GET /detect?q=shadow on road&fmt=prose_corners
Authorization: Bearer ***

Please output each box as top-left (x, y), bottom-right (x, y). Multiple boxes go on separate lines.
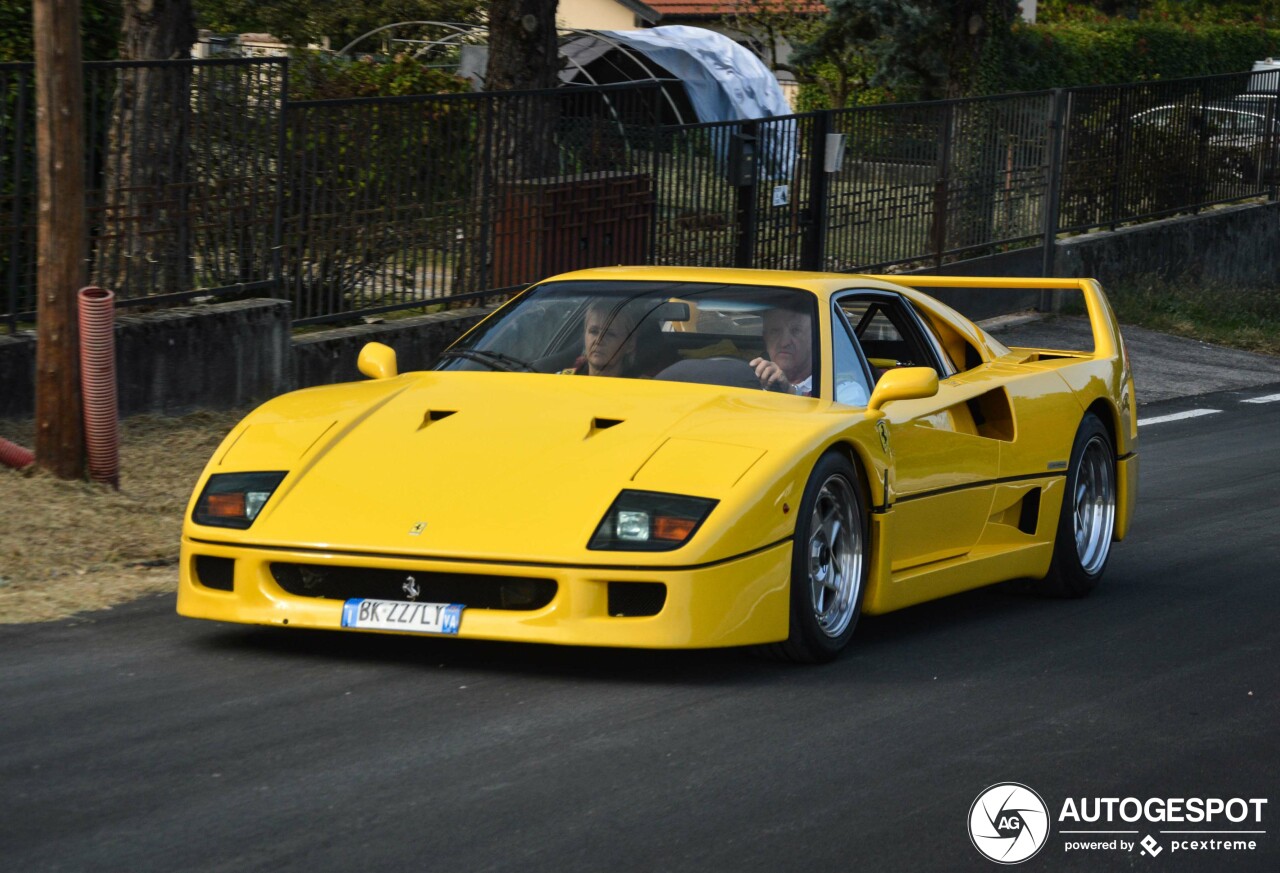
top-left (185, 580), bottom-right (1074, 685)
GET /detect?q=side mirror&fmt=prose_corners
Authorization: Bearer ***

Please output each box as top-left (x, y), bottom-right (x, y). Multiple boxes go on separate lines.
top-left (357, 342), bottom-right (398, 380)
top-left (865, 367), bottom-right (938, 413)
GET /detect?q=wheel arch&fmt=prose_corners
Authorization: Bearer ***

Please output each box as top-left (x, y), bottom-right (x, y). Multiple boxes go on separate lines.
top-left (831, 438), bottom-right (878, 513)
top-left (831, 438), bottom-right (891, 613)
top-left (1081, 395), bottom-right (1137, 542)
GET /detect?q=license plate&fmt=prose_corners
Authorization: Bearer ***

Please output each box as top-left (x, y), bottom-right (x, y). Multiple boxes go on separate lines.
top-left (341, 599), bottom-right (464, 635)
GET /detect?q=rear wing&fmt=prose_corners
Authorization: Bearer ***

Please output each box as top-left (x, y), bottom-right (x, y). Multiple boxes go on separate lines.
top-left (862, 274), bottom-right (1123, 363)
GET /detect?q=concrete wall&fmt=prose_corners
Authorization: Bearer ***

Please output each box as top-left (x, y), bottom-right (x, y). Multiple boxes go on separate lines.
top-left (907, 201), bottom-right (1280, 318)
top-left (2, 298), bottom-right (293, 419)
top-left (293, 307), bottom-right (493, 389)
top-left (0, 331), bottom-right (36, 419)
top-left (911, 247), bottom-right (1047, 320)
top-left (114, 299), bottom-right (293, 415)
top-left (0, 301), bottom-right (494, 420)
top-left (2, 200), bottom-right (1276, 420)
top-left (1056, 201), bottom-right (1280, 287)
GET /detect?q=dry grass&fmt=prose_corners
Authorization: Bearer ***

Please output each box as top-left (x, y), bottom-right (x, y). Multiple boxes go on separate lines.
top-left (1105, 280), bottom-right (1280, 357)
top-left (0, 410), bottom-right (244, 624)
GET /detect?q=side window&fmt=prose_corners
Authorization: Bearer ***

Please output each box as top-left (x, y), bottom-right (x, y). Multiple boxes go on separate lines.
top-left (836, 291), bottom-right (955, 379)
top-left (910, 304), bottom-right (965, 375)
top-left (831, 309), bottom-right (872, 407)
top-left (838, 299), bottom-right (926, 369)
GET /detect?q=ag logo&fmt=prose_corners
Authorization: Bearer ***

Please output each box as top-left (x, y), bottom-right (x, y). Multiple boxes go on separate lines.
top-left (968, 783), bottom-right (1050, 864)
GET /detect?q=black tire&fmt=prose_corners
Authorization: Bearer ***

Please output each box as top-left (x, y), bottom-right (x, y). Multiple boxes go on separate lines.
top-left (767, 452), bottom-right (868, 663)
top-left (1042, 413), bottom-right (1117, 598)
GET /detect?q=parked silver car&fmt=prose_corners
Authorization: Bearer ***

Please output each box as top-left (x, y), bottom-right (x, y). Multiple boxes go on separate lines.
top-left (1132, 97), bottom-right (1280, 185)
top-left (1136, 97), bottom-right (1274, 184)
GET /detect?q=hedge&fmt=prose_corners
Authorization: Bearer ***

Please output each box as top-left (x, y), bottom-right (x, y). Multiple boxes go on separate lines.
top-left (1004, 21), bottom-right (1280, 92)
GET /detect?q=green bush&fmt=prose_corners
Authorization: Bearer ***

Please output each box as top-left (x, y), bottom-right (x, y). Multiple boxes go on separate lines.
top-left (1004, 21), bottom-right (1280, 91)
top-left (288, 51), bottom-right (471, 100)
top-left (281, 53), bottom-right (476, 312)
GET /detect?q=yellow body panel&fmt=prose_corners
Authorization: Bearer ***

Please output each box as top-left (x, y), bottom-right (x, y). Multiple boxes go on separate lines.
top-left (177, 537), bottom-right (792, 648)
top-left (177, 266), bottom-right (1138, 649)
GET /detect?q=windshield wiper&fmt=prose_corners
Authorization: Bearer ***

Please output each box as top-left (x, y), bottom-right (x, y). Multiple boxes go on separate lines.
top-left (439, 348), bottom-right (537, 373)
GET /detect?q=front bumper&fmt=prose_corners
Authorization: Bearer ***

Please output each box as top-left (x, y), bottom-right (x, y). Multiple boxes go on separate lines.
top-left (177, 536), bottom-right (792, 649)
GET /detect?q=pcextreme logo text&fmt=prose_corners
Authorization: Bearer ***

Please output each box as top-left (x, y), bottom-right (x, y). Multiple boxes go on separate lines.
top-left (968, 784), bottom-right (1269, 864)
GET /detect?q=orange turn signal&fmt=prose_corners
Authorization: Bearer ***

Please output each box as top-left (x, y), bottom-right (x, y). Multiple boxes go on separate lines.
top-left (206, 493), bottom-right (246, 518)
top-left (653, 515), bottom-right (697, 541)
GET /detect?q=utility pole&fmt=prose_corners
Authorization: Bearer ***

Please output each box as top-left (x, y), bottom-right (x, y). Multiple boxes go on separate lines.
top-left (33, 0), bottom-right (87, 478)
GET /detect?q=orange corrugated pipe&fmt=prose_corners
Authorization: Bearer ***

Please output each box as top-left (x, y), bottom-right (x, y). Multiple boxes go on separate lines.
top-left (0, 437), bottom-right (34, 469)
top-left (78, 286), bottom-right (119, 487)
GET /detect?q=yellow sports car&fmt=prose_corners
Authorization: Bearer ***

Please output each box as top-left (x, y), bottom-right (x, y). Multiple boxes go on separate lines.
top-left (177, 266), bottom-right (1138, 662)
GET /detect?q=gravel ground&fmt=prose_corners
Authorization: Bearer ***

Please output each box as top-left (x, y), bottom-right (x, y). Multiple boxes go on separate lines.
top-left (0, 410), bottom-right (243, 623)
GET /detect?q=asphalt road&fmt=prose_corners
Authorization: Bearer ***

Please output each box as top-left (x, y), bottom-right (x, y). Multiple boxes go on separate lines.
top-left (3, 381), bottom-right (1279, 871)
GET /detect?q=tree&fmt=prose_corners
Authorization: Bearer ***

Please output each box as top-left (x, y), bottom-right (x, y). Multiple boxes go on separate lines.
top-left (95, 0), bottom-right (198, 295)
top-left (450, 0), bottom-right (559, 291)
top-left (484, 0), bottom-right (558, 177)
top-left (716, 0), bottom-right (875, 108)
top-left (193, 0), bottom-right (482, 50)
top-left (1039, 1), bottom-right (1280, 24)
top-left (484, 0), bottom-right (558, 92)
top-left (798, 0), bottom-right (1019, 100)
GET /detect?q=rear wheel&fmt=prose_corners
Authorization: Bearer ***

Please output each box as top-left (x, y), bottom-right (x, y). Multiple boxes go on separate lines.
top-left (769, 452), bottom-right (868, 663)
top-left (1042, 413), bottom-right (1116, 597)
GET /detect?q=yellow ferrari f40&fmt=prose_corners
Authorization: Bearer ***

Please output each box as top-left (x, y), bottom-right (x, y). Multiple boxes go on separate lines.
top-left (178, 267), bottom-right (1138, 662)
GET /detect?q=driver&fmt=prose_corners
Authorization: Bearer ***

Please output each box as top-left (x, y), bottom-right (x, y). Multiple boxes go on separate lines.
top-left (751, 303), bottom-right (814, 395)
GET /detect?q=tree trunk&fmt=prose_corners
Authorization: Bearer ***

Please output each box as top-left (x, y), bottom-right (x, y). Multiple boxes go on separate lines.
top-left (456, 0), bottom-right (560, 293)
top-left (486, 0), bottom-right (559, 93)
top-left (95, 0), bottom-right (196, 296)
top-left (485, 0), bottom-right (560, 181)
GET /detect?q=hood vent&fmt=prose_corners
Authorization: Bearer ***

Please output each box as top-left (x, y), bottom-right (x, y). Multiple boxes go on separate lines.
top-left (418, 409), bottom-right (457, 430)
top-left (587, 417), bottom-right (625, 437)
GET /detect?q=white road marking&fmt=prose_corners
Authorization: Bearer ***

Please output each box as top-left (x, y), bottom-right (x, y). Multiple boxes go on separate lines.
top-left (1138, 409), bottom-right (1222, 427)
top-left (1241, 393), bottom-right (1280, 404)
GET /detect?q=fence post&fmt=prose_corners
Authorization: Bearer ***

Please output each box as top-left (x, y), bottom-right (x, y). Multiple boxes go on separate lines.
top-left (272, 58), bottom-right (289, 316)
top-left (801, 111), bottom-right (832, 271)
top-left (1040, 89), bottom-right (1068, 308)
top-left (1265, 74), bottom-right (1279, 203)
top-left (930, 103), bottom-right (954, 268)
top-left (4, 69), bottom-right (29, 335)
top-left (733, 120), bottom-right (759, 268)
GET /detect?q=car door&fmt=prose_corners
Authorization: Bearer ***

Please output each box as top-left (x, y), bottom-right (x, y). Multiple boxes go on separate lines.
top-left (834, 291), bottom-right (1000, 571)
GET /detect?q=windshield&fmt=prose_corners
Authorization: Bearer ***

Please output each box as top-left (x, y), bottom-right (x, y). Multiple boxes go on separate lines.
top-left (435, 280), bottom-right (820, 394)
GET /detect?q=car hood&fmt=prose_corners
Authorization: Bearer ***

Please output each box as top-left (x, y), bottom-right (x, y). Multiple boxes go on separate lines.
top-left (196, 372), bottom-right (832, 564)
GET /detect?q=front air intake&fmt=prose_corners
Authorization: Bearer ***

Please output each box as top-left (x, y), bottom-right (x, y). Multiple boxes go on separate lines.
top-left (607, 582), bottom-right (667, 617)
top-left (270, 563), bottom-right (555, 611)
top-left (195, 556), bottom-right (235, 591)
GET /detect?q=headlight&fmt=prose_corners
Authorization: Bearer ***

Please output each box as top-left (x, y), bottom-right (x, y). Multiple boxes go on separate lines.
top-left (193, 472), bottom-right (288, 529)
top-left (589, 490), bottom-right (717, 551)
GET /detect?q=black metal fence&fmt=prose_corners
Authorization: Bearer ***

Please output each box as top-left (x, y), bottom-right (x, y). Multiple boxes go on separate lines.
top-left (1, 58), bottom-right (286, 331)
top-left (2, 62), bottom-right (1277, 331)
top-left (1060, 71), bottom-right (1280, 232)
top-left (281, 83), bottom-right (664, 321)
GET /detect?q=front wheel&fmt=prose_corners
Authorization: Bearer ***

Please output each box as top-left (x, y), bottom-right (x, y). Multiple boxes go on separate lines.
top-left (1042, 413), bottom-right (1117, 597)
top-left (769, 452), bottom-right (868, 663)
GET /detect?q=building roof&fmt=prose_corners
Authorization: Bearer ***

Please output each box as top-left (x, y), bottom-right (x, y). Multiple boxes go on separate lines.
top-left (616, 0), bottom-right (662, 24)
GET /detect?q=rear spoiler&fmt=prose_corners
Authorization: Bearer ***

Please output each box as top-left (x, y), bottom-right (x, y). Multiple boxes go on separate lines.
top-left (862, 274), bottom-right (1121, 362)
